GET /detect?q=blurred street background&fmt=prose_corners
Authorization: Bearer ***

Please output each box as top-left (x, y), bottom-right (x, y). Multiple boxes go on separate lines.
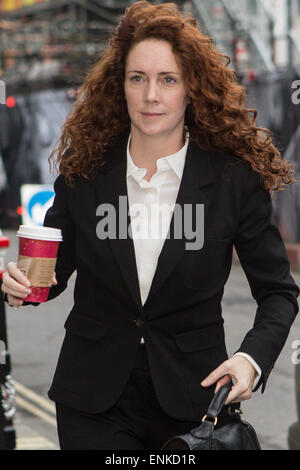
top-left (0, 0), bottom-right (300, 451)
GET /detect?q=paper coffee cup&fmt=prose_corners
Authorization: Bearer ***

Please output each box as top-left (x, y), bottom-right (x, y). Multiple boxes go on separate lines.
top-left (16, 225), bottom-right (63, 302)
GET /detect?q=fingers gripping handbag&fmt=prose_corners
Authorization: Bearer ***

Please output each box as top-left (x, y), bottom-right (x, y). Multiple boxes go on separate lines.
top-left (161, 382), bottom-right (261, 450)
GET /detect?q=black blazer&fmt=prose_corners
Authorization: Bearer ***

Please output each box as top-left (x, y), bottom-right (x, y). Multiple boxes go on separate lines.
top-left (41, 130), bottom-right (299, 421)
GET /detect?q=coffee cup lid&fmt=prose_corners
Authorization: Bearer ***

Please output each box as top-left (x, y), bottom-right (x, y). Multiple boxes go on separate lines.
top-left (16, 225), bottom-right (63, 242)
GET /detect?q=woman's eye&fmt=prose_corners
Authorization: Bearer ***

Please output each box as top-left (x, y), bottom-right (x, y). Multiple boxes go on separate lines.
top-left (130, 76), bottom-right (143, 83)
top-left (164, 77), bottom-right (176, 84)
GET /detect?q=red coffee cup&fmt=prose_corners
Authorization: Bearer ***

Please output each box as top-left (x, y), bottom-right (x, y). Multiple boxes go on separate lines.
top-left (16, 225), bottom-right (63, 302)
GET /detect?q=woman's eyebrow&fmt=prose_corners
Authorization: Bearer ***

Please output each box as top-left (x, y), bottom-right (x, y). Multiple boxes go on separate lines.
top-left (127, 70), bottom-right (181, 75)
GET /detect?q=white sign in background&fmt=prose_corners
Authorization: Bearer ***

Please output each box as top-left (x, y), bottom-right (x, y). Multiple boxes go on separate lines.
top-left (20, 184), bottom-right (55, 227)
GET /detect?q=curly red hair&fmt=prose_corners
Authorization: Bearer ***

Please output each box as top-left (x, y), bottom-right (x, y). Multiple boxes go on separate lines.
top-left (49, 0), bottom-right (295, 191)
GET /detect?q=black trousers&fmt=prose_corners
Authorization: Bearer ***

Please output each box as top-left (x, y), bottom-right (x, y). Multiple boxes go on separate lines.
top-left (55, 343), bottom-right (232, 450)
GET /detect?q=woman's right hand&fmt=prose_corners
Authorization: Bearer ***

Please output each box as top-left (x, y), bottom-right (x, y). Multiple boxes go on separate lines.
top-left (1, 262), bottom-right (32, 307)
top-left (1, 262), bottom-right (57, 307)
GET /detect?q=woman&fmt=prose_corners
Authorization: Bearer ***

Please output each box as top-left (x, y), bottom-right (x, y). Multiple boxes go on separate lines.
top-left (1, 1), bottom-right (299, 450)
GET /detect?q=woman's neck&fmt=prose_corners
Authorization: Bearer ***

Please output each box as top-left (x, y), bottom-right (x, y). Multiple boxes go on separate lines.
top-left (129, 128), bottom-right (186, 171)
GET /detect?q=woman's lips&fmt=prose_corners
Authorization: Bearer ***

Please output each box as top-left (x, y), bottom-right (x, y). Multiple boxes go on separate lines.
top-left (141, 112), bottom-right (164, 118)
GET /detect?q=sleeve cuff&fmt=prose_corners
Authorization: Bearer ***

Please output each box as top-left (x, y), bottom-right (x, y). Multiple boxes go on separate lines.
top-left (233, 352), bottom-right (262, 390)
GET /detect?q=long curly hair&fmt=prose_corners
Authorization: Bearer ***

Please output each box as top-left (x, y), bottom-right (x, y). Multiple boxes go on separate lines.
top-left (49, 0), bottom-right (295, 191)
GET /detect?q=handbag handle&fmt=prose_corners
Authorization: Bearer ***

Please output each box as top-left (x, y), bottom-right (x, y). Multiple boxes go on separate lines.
top-left (203, 381), bottom-right (237, 423)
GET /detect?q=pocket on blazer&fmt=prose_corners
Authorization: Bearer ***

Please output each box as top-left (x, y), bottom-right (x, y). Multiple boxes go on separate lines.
top-left (184, 238), bottom-right (233, 290)
top-left (64, 311), bottom-right (109, 341)
top-left (174, 323), bottom-right (225, 352)
top-left (174, 323), bottom-right (228, 405)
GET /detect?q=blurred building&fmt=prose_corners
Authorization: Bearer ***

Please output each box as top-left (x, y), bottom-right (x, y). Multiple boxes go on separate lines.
top-left (274, 0), bottom-right (300, 67)
top-left (189, 0), bottom-right (300, 73)
top-left (0, 0), bottom-right (131, 93)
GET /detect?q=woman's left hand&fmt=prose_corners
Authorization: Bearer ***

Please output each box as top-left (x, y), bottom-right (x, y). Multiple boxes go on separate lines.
top-left (201, 355), bottom-right (257, 404)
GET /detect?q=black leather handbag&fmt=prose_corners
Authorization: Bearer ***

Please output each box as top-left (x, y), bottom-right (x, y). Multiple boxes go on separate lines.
top-left (161, 382), bottom-right (261, 450)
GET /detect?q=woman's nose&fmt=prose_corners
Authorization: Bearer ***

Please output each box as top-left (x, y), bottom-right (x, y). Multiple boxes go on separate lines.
top-left (144, 80), bottom-right (159, 102)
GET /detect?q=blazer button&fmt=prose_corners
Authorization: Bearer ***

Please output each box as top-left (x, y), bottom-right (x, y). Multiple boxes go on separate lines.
top-left (134, 318), bottom-right (144, 328)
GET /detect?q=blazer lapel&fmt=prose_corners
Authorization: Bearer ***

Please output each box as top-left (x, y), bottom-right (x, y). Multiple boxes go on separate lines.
top-left (94, 130), bottom-right (144, 315)
top-left (144, 141), bottom-right (215, 306)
